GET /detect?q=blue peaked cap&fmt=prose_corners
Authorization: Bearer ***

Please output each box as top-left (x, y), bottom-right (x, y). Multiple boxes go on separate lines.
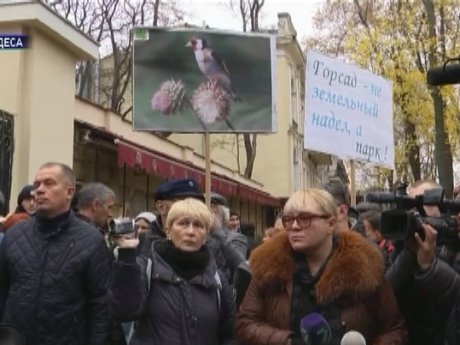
top-left (154, 178), bottom-right (204, 202)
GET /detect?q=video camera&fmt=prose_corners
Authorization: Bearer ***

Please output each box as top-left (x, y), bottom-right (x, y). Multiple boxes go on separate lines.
top-left (366, 186), bottom-right (460, 246)
top-left (427, 56), bottom-right (460, 86)
top-left (108, 218), bottom-right (136, 237)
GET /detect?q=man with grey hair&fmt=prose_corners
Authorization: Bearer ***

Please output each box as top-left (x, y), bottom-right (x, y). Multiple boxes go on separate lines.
top-left (208, 192), bottom-right (248, 283)
top-left (76, 182), bottom-right (127, 345)
top-left (76, 182), bottom-right (116, 230)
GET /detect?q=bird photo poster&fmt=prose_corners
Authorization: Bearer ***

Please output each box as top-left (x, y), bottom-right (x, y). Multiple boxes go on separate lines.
top-left (132, 27), bottom-right (276, 133)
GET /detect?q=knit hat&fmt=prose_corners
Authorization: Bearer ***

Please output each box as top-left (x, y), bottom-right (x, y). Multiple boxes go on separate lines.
top-left (17, 185), bottom-right (34, 206)
top-left (135, 212), bottom-right (156, 224)
top-left (210, 192), bottom-right (228, 207)
top-left (16, 185), bottom-right (35, 213)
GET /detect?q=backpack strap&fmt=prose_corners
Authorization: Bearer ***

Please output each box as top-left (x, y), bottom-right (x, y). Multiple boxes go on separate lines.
top-left (126, 257), bottom-right (153, 343)
top-left (146, 257), bottom-right (153, 292)
top-left (214, 270), bottom-right (222, 313)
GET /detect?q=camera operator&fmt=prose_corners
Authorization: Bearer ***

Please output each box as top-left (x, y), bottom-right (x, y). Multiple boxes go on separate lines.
top-left (386, 179), bottom-right (460, 345)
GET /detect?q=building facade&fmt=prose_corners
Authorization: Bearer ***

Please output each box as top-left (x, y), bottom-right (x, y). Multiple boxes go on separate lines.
top-left (0, 0), bottom-right (98, 216)
top-left (0, 2), bottom-right (348, 235)
top-left (0, 0), bottom-right (280, 235)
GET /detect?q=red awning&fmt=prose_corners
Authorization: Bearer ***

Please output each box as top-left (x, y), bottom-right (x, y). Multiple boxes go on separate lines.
top-left (116, 140), bottom-right (279, 206)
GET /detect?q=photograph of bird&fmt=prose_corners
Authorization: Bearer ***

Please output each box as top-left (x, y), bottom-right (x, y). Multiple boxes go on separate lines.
top-left (185, 37), bottom-right (241, 102)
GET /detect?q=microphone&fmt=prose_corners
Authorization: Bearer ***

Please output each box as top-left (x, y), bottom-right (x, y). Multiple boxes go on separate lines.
top-left (299, 313), bottom-right (331, 345)
top-left (427, 63), bottom-right (460, 86)
top-left (340, 331), bottom-right (366, 345)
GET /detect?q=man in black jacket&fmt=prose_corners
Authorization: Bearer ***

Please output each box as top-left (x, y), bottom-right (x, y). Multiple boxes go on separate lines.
top-left (75, 182), bottom-right (126, 345)
top-left (0, 162), bottom-right (111, 345)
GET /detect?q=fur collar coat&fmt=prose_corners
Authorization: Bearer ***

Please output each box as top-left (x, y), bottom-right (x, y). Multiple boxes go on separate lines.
top-left (235, 231), bottom-right (406, 345)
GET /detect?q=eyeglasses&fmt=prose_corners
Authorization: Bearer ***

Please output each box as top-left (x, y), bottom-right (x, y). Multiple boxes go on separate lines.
top-left (281, 213), bottom-right (330, 229)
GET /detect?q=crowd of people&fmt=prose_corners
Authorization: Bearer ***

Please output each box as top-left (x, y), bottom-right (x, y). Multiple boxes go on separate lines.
top-left (0, 161), bottom-right (460, 345)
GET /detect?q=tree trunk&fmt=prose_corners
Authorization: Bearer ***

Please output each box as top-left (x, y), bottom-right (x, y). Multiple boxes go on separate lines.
top-left (244, 133), bottom-right (257, 178)
top-left (240, 0), bottom-right (264, 179)
top-left (403, 118), bottom-right (421, 181)
top-left (423, 0), bottom-right (454, 197)
top-left (432, 89), bottom-right (453, 196)
top-left (153, 0), bottom-right (160, 26)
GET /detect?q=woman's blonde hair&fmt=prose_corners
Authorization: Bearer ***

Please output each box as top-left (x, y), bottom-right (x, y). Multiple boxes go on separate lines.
top-left (165, 198), bottom-right (213, 231)
top-left (284, 188), bottom-right (338, 218)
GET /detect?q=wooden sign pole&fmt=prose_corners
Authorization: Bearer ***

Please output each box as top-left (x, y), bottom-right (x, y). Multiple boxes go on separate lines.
top-left (205, 132), bottom-right (211, 208)
top-left (349, 159), bottom-right (356, 207)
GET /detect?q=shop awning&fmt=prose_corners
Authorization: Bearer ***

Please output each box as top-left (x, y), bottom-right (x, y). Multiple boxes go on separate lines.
top-left (116, 140), bottom-right (280, 207)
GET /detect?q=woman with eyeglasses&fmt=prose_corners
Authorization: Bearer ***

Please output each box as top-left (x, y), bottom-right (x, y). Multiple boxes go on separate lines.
top-left (235, 188), bottom-right (406, 345)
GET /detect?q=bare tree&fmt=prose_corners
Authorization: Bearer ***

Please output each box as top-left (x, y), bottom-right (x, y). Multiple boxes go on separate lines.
top-left (211, 134), bottom-right (242, 173)
top-left (49, 0), bottom-right (106, 100)
top-left (422, 0), bottom-right (454, 197)
top-left (221, 0), bottom-right (265, 178)
top-left (50, 0), bottom-right (184, 118)
top-left (240, 0), bottom-right (264, 178)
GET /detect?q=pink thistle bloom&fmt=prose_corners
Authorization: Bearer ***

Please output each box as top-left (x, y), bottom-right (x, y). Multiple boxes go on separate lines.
top-left (150, 79), bottom-right (186, 115)
top-left (191, 78), bottom-right (231, 124)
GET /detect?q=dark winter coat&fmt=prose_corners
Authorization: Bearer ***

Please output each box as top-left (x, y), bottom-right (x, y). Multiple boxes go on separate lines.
top-left (0, 211), bottom-right (111, 345)
top-left (207, 227), bottom-right (247, 284)
top-left (387, 248), bottom-right (460, 345)
top-left (76, 212), bottom-right (127, 345)
top-left (138, 218), bottom-right (166, 256)
top-left (109, 243), bottom-right (235, 345)
top-left (236, 231), bottom-right (406, 345)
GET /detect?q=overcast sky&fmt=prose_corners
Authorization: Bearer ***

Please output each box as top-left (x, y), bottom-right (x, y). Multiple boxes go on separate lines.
top-left (180, 0), bottom-right (325, 40)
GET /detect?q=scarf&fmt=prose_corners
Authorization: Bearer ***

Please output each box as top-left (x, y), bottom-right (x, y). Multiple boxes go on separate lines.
top-left (155, 239), bottom-right (210, 281)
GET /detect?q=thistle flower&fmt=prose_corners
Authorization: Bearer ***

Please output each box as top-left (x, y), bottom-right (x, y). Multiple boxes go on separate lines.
top-left (150, 79), bottom-right (186, 115)
top-left (191, 78), bottom-right (231, 124)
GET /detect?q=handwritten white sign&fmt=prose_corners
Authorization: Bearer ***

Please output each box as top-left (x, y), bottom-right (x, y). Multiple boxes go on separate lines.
top-left (304, 50), bottom-right (394, 168)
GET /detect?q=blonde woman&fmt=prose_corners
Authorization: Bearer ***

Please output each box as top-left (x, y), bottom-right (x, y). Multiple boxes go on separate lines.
top-left (110, 198), bottom-right (235, 345)
top-left (236, 188), bottom-right (406, 345)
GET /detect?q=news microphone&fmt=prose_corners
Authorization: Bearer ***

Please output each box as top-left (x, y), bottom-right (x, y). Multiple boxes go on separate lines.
top-left (340, 331), bottom-right (366, 345)
top-left (427, 62), bottom-right (460, 86)
top-left (299, 313), bottom-right (331, 345)
top-left (365, 192), bottom-right (395, 203)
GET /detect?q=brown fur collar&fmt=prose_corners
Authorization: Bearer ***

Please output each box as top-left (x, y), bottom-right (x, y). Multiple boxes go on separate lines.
top-left (249, 231), bottom-right (384, 305)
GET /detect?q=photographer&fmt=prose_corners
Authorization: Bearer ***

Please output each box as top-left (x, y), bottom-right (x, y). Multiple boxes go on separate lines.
top-left (386, 179), bottom-right (460, 345)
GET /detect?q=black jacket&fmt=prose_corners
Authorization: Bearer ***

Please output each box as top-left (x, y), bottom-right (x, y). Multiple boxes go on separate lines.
top-left (387, 248), bottom-right (460, 345)
top-left (138, 218), bottom-right (165, 256)
top-left (76, 212), bottom-right (127, 345)
top-left (0, 211), bottom-right (111, 345)
top-left (109, 243), bottom-right (235, 345)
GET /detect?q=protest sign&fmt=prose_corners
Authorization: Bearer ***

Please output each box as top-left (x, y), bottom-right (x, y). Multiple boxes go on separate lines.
top-left (305, 50), bottom-right (394, 168)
